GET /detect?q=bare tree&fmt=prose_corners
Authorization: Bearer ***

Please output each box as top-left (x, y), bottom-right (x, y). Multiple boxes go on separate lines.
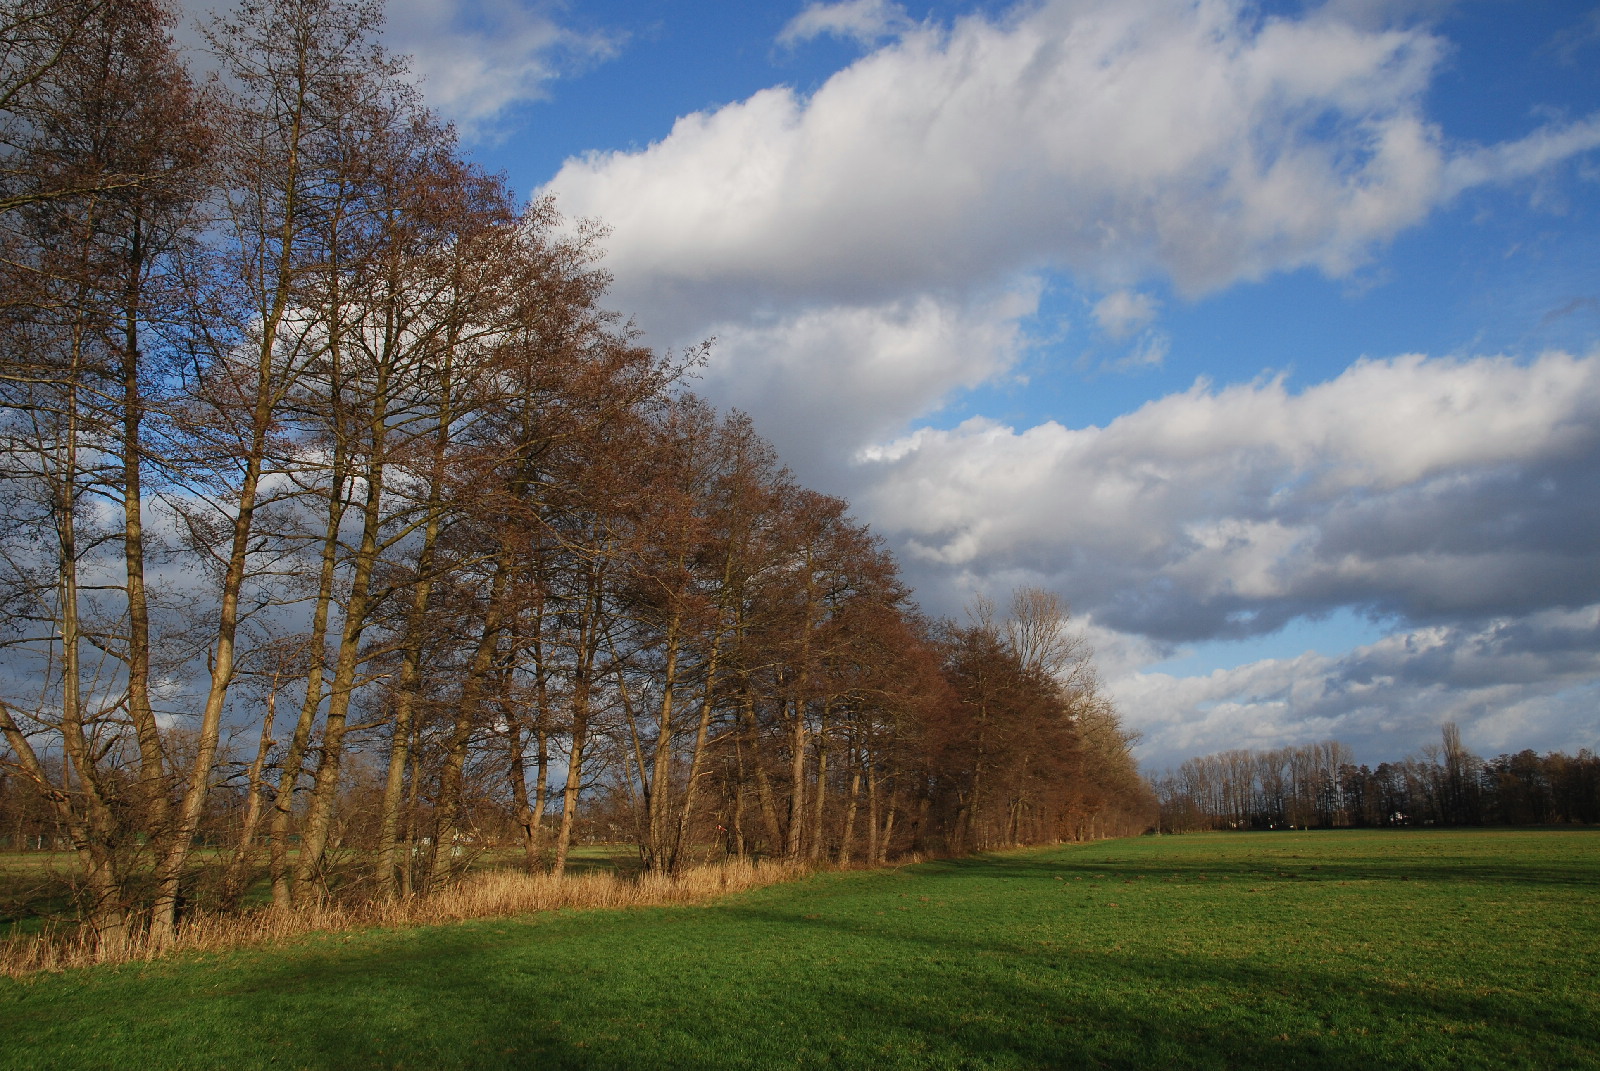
top-left (0, 0), bottom-right (209, 953)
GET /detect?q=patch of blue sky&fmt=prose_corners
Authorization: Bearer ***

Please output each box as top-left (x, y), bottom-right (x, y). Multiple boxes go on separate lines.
top-left (915, 168), bottom-right (1598, 439)
top-left (473, 1), bottom-right (806, 189)
top-left (1422, 2), bottom-right (1600, 142)
top-left (1143, 605), bottom-right (1394, 678)
top-left (473, 1), bottom-right (1023, 193)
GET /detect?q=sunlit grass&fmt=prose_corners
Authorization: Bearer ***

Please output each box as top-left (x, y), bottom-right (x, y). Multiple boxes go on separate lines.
top-left (1, 829), bottom-right (1595, 1070)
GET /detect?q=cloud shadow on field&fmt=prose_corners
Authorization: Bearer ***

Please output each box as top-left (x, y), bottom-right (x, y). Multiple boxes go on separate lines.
top-left (6, 842), bottom-right (1596, 1070)
top-left (892, 840), bottom-right (1600, 890)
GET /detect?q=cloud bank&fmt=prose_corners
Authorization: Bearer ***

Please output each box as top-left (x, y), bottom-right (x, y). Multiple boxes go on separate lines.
top-left (1118, 606), bottom-right (1600, 768)
top-left (862, 350), bottom-right (1600, 637)
top-left (530, 0), bottom-right (1600, 765)
top-left (551, 0), bottom-right (1600, 324)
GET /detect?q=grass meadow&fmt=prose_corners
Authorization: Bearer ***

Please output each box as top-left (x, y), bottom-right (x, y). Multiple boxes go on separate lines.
top-left (1, 829), bottom-right (1595, 1070)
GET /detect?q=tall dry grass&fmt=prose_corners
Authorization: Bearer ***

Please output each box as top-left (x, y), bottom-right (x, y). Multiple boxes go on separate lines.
top-left (0, 857), bottom-right (810, 978)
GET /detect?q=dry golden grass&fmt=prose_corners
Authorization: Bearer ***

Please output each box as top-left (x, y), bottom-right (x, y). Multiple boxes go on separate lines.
top-left (0, 857), bottom-right (810, 977)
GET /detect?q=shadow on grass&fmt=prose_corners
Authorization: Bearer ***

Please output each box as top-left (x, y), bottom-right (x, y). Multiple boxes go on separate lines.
top-left (5, 835), bottom-right (1597, 1070)
top-left (905, 846), bottom-right (1600, 889)
top-left (7, 892), bottom-right (1592, 1071)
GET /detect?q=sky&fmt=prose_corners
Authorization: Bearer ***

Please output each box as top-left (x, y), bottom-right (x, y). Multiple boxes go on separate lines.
top-left (267, 0), bottom-right (1600, 771)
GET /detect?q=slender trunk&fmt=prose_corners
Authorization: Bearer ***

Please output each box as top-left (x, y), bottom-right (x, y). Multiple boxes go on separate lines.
top-left (551, 710), bottom-right (586, 878)
top-left (399, 735), bottom-right (421, 898)
top-left (808, 703), bottom-right (829, 862)
top-left (785, 697), bottom-right (807, 859)
top-left (377, 684), bottom-right (418, 897)
top-left (613, 644), bottom-right (652, 841)
top-left (744, 693), bottom-right (783, 853)
top-left (669, 635), bottom-right (722, 873)
top-left (268, 457), bottom-right (344, 908)
top-left (55, 307), bottom-right (134, 950)
top-left (643, 610), bottom-right (682, 871)
top-left (293, 446), bottom-right (386, 897)
top-left (530, 719), bottom-right (550, 865)
top-left (376, 489), bottom-right (442, 896)
top-left (151, 420), bottom-right (266, 941)
top-left (151, 81), bottom-right (314, 946)
top-left (878, 790), bottom-right (898, 865)
top-left (731, 737), bottom-right (748, 858)
top-left (552, 570), bottom-right (604, 877)
top-left (296, 248), bottom-right (410, 896)
top-left (866, 762), bottom-right (880, 866)
top-left (518, 606), bottom-right (554, 873)
top-left (430, 567), bottom-right (508, 890)
top-left (911, 796), bottom-right (931, 855)
top-left (506, 704), bottom-right (538, 871)
top-left (119, 236), bottom-right (167, 844)
top-left (220, 680), bottom-right (278, 908)
top-left (838, 766), bottom-right (861, 865)
top-left (785, 552), bottom-right (819, 861)
top-left (0, 700), bottom-right (122, 954)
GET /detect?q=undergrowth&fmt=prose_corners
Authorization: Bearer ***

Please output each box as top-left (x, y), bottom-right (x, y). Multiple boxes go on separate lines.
top-left (0, 856), bottom-right (810, 976)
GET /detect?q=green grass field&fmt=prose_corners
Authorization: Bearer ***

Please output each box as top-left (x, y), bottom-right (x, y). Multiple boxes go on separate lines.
top-left (2, 829), bottom-right (1595, 1070)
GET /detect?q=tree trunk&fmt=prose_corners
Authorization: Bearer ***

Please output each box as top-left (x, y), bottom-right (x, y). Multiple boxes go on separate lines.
top-left (669, 636), bottom-right (723, 874)
top-left (838, 767), bottom-right (861, 865)
top-left (220, 682), bottom-right (278, 909)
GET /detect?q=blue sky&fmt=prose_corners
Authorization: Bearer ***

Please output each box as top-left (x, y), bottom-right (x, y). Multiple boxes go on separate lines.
top-left (354, 0), bottom-right (1600, 769)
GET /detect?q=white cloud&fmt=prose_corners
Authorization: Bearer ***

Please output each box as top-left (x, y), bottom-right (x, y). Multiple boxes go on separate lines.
top-left (528, 0), bottom-right (1600, 765)
top-left (549, 0), bottom-right (1600, 317)
top-left (384, 0), bottom-right (617, 139)
top-left (778, 0), bottom-right (914, 48)
top-left (859, 349), bottom-right (1600, 638)
top-left (1112, 332), bottom-right (1170, 371)
top-left (539, 0), bottom-right (1600, 532)
top-left (1441, 113), bottom-right (1600, 194)
top-left (1116, 606), bottom-right (1600, 768)
top-left (1093, 290), bottom-right (1160, 340)
top-left (697, 286), bottom-right (1039, 481)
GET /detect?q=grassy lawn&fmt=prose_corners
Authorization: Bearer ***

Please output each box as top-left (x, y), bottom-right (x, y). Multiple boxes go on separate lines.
top-left (1, 829), bottom-right (1595, 1070)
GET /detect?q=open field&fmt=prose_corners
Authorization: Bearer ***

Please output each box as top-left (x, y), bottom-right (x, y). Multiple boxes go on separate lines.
top-left (2, 829), bottom-right (1596, 1070)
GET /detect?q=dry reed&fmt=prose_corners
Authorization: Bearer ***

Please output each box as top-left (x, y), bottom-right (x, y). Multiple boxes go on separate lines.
top-left (0, 857), bottom-right (811, 978)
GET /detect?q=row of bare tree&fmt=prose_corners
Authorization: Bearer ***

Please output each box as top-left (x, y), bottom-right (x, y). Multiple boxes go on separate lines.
top-left (0, 0), bottom-right (1152, 954)
top-left (1151, 741), bottom-right (1355, 832)
top-left (1152, 725), bottom-right (1600, 831)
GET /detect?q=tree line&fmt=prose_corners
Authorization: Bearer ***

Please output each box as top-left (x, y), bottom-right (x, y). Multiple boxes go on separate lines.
top-left (0, 0), bottom-right (1152, 955)
top-left (1152, 725), bottom-right (1600, 832)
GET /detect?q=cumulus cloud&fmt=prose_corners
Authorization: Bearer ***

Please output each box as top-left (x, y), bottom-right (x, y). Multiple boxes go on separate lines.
top-left (384, 0), bottom-right (617, 139)
top-left (858, 349), bottom-right (1600, 639)
top-left (1117, 606), bottom-right (1600, 768)
top-left (549, 0), bottom-right (1600, 317)
top-left (530, 0), bottom-right (1600, 763)
top-left (778, 0), bottom-right (914, 48)
top-left (697, 286), bottom-right (1039, 480)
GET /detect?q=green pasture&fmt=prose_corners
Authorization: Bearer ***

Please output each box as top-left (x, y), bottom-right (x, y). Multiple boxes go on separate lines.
top-left (2, 828), bottom-right (1596, 1070)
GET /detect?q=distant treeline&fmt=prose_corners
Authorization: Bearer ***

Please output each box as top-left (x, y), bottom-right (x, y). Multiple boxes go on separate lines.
top-left (0, 0), bottom-right (1152, 956)
top-left (1151, 726), bottom-right (1600, 832)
